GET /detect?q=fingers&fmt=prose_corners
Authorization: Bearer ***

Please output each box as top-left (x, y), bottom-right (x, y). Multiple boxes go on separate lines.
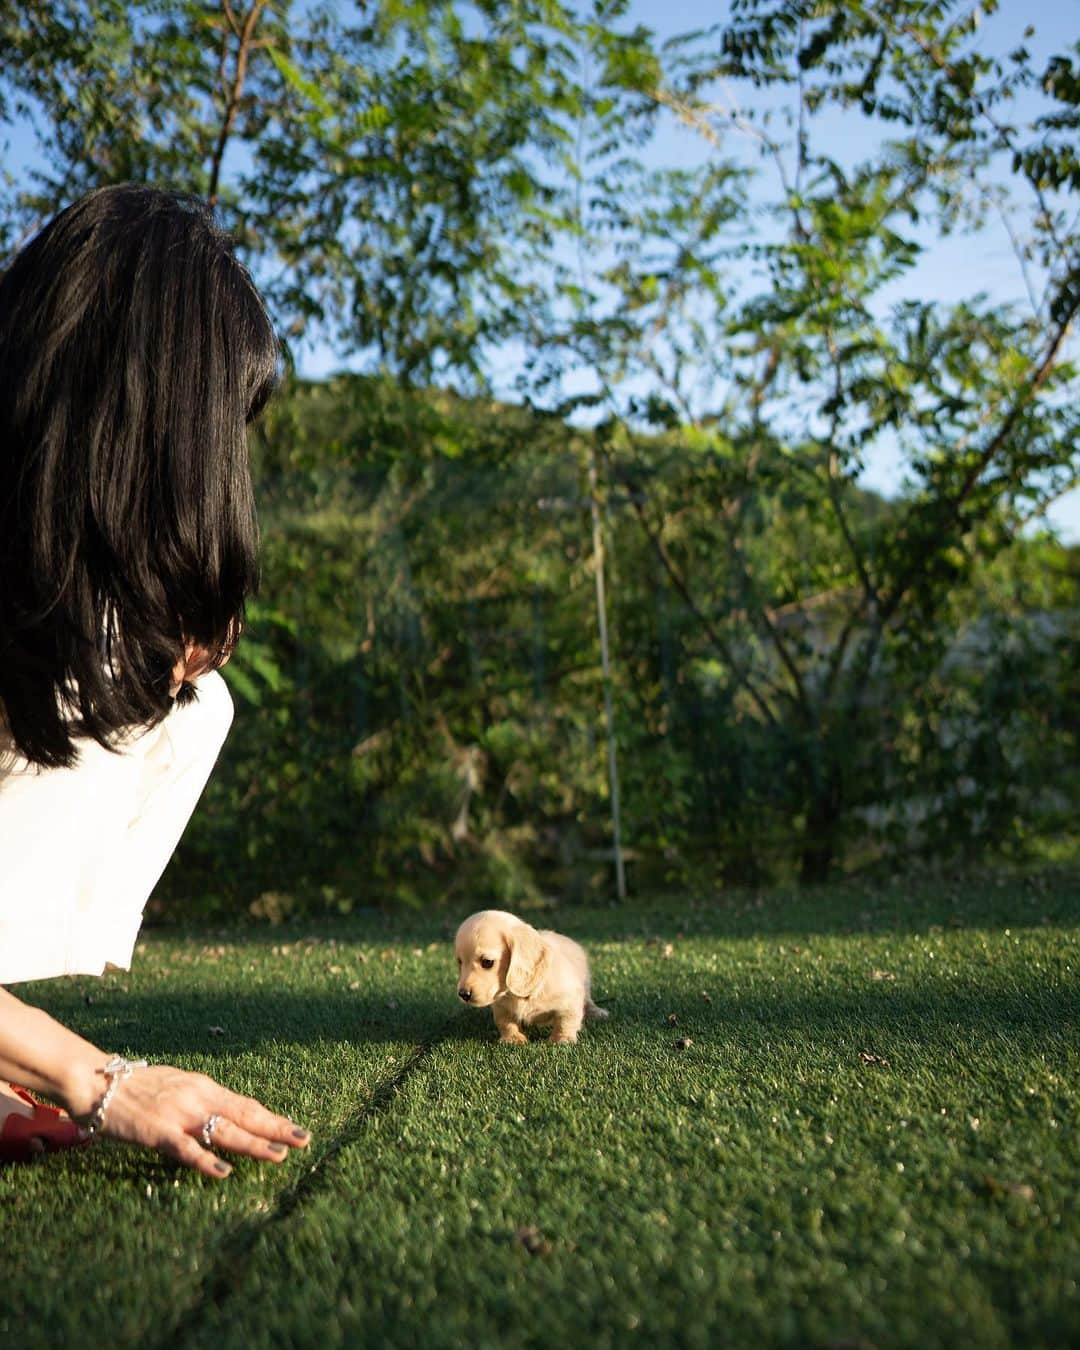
top-left (165, 1130), bottom-right (233, 1180)
top-left (202, 1116), bottom-right (290, 1164)
top-left (170, 642), bottom-right (215, 696)
top-left (168, 658), bottom-right (187, 698)
top-left (221, 1092), bottom-right (311, 1149)
top-left (158, 1111), bottom-right (303, 1181)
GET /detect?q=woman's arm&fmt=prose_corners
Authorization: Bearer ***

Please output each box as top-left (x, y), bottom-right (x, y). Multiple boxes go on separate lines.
top-left (0, 985), bottom-right (310, 1177)
top-left (0, 985), bottom-right (104, 1109)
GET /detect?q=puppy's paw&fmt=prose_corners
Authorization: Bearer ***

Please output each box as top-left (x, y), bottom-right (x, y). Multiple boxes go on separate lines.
top-left (498, 1029), bottom-right (528, 1045)
top-left (549, 1032), bottom-right (578, 1045)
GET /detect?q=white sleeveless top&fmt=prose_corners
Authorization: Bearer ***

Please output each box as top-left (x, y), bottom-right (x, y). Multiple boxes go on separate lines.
top-left (0, 672), bottom-right (233, 984)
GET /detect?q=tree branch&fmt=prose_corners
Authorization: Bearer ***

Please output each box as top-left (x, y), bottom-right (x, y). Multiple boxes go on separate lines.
top-left (207, 0), bottom-right (268, 209)
top-left (624, 482), bottom-right (780, 727)
top-left (880, 289), bottom-right (1080, 625)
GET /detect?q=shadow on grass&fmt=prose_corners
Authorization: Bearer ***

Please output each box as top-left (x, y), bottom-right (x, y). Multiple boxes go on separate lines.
top-left (31, 975), bottom-right (1079, 1061)
top-left (34, 987), bottom-right (461, 1053)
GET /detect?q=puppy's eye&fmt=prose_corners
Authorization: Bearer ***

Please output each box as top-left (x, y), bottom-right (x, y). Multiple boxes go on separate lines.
top-left (480, 957), bottom-right (495, 970)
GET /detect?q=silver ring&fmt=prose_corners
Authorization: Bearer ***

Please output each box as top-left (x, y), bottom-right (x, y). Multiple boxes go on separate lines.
top-left (201, 1114), bottom-right (222, 1148)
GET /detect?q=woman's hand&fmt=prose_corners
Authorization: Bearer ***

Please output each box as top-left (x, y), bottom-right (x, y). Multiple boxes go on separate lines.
top-left (169, 643), bottom-right (214, 698)
top-left (170, 624), bottom-right (241, 697)
top-left (0, 991), bottom-right (311, 1179)
top-left (81, 1064), bottom-right (311, 1178)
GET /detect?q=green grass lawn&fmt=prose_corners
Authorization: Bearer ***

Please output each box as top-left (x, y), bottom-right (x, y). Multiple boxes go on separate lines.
top-left (2, 869), bottom-right (1078, 1349)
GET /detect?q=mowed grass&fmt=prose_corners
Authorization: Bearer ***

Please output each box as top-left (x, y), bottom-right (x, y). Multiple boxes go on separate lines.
top-left (2, 870), bottom-right (1078, 1349)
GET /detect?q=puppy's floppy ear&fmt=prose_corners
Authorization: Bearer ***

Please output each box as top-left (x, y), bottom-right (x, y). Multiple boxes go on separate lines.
top-left (505, 921), bottom-right (548, 998)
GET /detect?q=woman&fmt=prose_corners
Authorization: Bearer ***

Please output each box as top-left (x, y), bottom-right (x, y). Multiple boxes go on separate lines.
top-left (0, 184), bottom-right (310, 1176)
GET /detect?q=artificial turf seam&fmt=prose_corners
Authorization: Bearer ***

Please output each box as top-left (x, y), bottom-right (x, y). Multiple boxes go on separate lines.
top-left (156, 1016), bottom-right (458, 1348)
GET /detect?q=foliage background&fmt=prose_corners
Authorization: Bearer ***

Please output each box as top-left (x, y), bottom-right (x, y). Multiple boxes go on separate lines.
top-left (158, 371), bottom-right (1079, 914)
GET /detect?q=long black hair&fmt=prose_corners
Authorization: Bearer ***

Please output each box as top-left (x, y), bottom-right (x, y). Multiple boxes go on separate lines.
top-left (0, 184), bottom-right (279, 767)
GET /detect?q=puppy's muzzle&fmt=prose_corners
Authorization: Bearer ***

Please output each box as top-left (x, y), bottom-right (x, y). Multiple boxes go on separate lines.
top-left (458, 988), bottom-right (473, 1002)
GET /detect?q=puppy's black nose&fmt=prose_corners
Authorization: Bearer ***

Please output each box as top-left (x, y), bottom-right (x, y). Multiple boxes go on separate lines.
top-left (458, 988), bottom-right (472, 1002)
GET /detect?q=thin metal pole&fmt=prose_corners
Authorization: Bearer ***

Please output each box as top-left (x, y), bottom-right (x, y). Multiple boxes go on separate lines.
top-left (588, 446), bottom-right (627, 900)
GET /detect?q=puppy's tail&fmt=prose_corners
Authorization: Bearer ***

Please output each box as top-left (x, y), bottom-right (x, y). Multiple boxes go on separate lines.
top-left (585, 998), bottom-right (609, 1021)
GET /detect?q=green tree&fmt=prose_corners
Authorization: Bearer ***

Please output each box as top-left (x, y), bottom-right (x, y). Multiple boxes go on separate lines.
top-left (513, 0), bottom-right (1080, 881)
top-left (0, 0), bottom-right (590, 384)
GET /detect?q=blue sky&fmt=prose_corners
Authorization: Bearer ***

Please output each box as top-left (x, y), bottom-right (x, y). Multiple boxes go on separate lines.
top-left (2, 0), bottom-right (1077, 537)
top-left (617, 0), bottom-right (1080, 537)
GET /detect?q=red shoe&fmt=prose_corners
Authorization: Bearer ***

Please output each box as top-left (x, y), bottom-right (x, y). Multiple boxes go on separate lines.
top-left (0, 1085), bottom-right (89, 1163)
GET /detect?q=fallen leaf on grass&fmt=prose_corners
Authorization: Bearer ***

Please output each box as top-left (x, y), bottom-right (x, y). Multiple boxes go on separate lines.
top-left (859, 1051), bottom-right (890, 1066)
top-left (983, 1175), bottom-right (1034, 1201)
top-left (674, 1037), bottom-right (693, 1050)
top-left (700, 991), bottom-right (712, 1004)
top-left (667, 1012), bottom-right (679, 1025)
top-left (208, 1026), bottom-right (226, 1037)
top-left (871, 969), bottom-right (896, 981)
top-left (514, 1225), bottom-right (553, 1256)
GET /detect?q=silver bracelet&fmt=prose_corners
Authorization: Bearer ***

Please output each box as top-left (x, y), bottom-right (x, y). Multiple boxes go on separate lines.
top-left (82, 1055), bottom-right (149, 1137)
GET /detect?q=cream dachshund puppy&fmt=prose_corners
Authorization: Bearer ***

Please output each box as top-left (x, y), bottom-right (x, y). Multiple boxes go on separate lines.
top-left (454, 910), bottom-right (608, 1044)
